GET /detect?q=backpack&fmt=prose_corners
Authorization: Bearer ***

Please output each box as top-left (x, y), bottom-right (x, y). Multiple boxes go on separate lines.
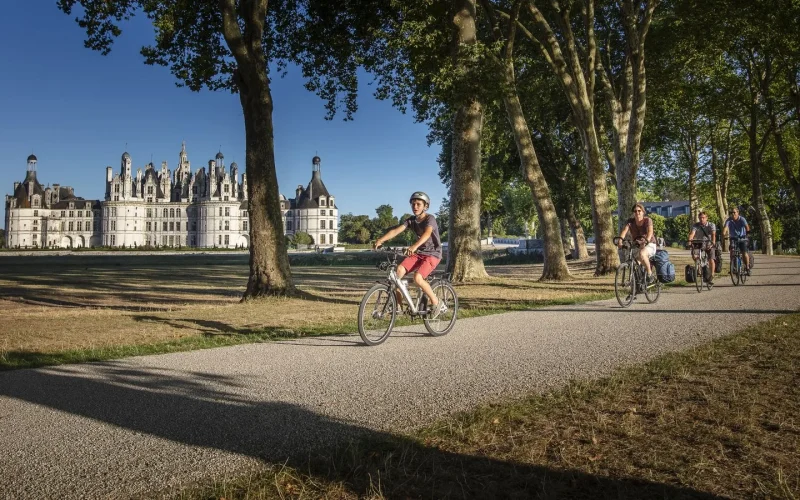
top-left (685, 264), bottom-right (696, 283)
top-left (651, 249), bottom-right (675, 283)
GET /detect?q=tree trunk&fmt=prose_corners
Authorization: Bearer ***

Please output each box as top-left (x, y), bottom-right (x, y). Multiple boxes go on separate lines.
top-left (748, 124), bottom-right (773, 255)
top-left (583, 127), bottom-right (618, 274)
top-left (688, 148), bottom-right (699, 225)
top-left (501, 69), bottom-right (570, 280)
top-left (568, 205), bottom-right (589, 259)
top-left (448, 97), bottom-right (489, 281)
top-left (710, 135), bottom-right (730, 251)
top-left (239, 73), bottom-right (295, 297)
top-left (447, 0), bottom-right (488, 282)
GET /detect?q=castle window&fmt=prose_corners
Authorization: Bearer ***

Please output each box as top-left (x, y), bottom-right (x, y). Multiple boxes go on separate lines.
top-left (163, 222), bottom-right (167, 231)
top-left (34, 210), bottom-right (38, 217)
top-left (176, 208), bottom-right (181, 218)
top-left (163, 208), bottom-right (168, 217)
top-left (147, 222), bottom-right (152, 232)
top-left (61, 211), bottom-right (66, 217)
top-left (218, 235), bottom-right (222, 245)
top-left (320, 199), bottom-right (326, 206)
top-left (111, 235), bottom-right (116, 246)
top-left (147, 208), bottom-right (152, 218)
top-left (114, 195), bottom-right (119, 201)
top-left (169, 222), bottom-right (174, 231)
top-left (33, 198), bottom-right (40, 207)
top-left (77, 221), bottom-right (82, 231)
top-left (225, 235), bottom-right (230, 245)
top-left (147, 186), bottom-right (154, 194)
top-left (114, 184), bottom-right (120, 193)
top-left (111, 221), bottom-right (116, 230)
top-left (286, 220), bottom-right (292, 231)
top-left (320, 234), bottom-right (326, 244)
top-left (225, 221), bottom-right (229, 230)
top-left (69, 211), bottom-right (74, 218)
top-left (69, 222), bottom-right (74, 231)
top-left (170, 208), bottom-right (175, 218)
top-left (224, 185), bottom-right (229, 193)
top-left (243, 220), bottom-right (248, 231)
top-left (176, 222), bottom-right (181, 231)
top-left (225, 207), bottom-right (230, 216)
top-left (78, 211), bottom-right (83, 217)
top-left (321, 220), bottom-right (326, 229)
top-left (219, 221), bottom-right (223, 230)
top-left (219, 207), bottom-right (223, 216)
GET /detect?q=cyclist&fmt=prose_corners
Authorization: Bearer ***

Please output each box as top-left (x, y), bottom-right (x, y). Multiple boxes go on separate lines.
top-left (617, 203), bottom-right (657, 284)
top-left (687, 211), bottom-right (717, 282)
top-left (373, 191), bottom-right (446, 318)
top-left (723, 206), bottom-right (750, 274)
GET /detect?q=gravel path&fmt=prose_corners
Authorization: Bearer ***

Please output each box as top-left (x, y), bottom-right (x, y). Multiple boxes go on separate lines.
top-left (1, 255), bottom-right (799, 499)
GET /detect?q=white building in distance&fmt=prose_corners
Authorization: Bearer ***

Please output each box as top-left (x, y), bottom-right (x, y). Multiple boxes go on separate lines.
top-left (4, 146), bottom-right (338, 249)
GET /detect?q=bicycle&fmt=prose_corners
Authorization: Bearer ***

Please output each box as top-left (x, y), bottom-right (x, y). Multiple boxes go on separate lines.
top-left (614, 236), bottom-right (661, 308)
top-left (729, 236), bottom-right (750, 286)
top-left (358, 248), bottom-right (458, 346)
top-left (688, 239), bottom-right (714, 292)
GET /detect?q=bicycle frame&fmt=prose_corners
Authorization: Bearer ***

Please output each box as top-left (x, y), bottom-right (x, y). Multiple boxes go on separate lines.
top-left (387, 267), bottom-right (428, 316)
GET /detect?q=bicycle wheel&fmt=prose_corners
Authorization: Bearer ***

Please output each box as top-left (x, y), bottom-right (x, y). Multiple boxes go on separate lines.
top-left (730, 257), bottom-right (740, 286)
top-left (614, 263), bottom-right (634, 307)
top-left (358, 284), bottom-right (397, 346)
top-left (644, 272), bottom-right (661, 304)
top-left (695, 260), bottom-right (703, 293)
top-left (748, 251), bottom-right (755, 270)
top-left (423, 280), bottom-right (458, 336)
top-left (740, 259), bottom-right (748, 284)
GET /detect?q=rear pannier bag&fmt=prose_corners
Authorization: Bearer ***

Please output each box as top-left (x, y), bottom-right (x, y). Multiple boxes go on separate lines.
top-left (652, 249), bottom-right (675, 283)
top-left (685, 264), bottom-right (696, 283)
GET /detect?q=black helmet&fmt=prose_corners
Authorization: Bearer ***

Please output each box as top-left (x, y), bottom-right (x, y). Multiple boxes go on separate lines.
top-left (409, 191), bottom-right (430, 207)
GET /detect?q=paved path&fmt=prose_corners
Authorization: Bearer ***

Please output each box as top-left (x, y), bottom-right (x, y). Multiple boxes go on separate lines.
top-left (2, 255), bottom-right (799, 498)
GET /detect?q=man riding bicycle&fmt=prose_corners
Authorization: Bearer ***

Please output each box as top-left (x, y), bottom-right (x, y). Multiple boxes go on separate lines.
top-left (722, 206), bottom-right (751, 274)
top-left (687, 211), bottom-right (717, 283)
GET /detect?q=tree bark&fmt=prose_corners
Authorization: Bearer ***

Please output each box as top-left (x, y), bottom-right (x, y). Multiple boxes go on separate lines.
top-left (220, 0), bottom-right (295, 297)
top-left (448, 97), bottom-right (489, 281)
top-left (568, 205), bottom-right (589, 259)
top-left (501, 72), bottom-right (571, 280)
top-left (447, 0), bottom-right (489, 282)
top-left (709, 132), bottom-right (730, 251)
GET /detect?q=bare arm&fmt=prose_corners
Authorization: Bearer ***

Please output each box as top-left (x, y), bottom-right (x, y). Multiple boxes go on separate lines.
top-left (374, 224), bottom-right (406, 249)
top-left (408, 226), bottom-right (434, 254)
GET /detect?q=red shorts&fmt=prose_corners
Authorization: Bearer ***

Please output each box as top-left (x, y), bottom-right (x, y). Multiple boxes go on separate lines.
top-left (399, 254), bottom-right (441, 279)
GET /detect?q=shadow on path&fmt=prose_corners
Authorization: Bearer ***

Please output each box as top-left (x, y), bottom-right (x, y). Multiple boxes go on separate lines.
top-left (0, 365), bottom-right (723, 499)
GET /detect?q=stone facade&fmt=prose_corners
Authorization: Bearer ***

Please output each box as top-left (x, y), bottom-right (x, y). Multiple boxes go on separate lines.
top-left (4, 147), bottom-right (338, 249)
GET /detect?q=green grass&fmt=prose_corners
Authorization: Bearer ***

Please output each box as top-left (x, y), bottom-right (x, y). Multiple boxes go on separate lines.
top-left (171, 312), bottom-right (800, 499)
top-left (0, 292), bottom-right (614, 371)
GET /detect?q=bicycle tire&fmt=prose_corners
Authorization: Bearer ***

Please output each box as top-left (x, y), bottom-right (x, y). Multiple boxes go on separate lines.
top-left (614, 263), bottom-right (634, 307)
top-left (695, 260), bottom-right (703, 293)
top-left (644, 270), bottom-right (661, 304)
top-left (730, 257), bottom-right (740, 286)
top-left (423, 280), bottom-right (458, 336)
top-left (741, 261), bottom-right (748, 284)
top-left (358, 284), bottom-right (397, 346)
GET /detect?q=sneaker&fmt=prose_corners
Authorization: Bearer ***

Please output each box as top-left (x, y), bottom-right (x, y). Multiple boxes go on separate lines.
top-left (647, 272), bottom-right (657, 285)
top-left (430, 301), bottom-right (447, 320)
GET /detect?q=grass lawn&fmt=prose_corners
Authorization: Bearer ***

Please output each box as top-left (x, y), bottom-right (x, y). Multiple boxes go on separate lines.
top-left (0, 253), bottom-right (619, 370)
top-left (173, 313), bottom-right (800, 499)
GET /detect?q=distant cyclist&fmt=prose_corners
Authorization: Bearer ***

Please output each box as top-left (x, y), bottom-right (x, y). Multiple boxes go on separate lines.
top-left (723, 206), bottom-right (751, 274)
top-left (687, 211), bottom-right (717, 283)
top-left (617, 203), bottom-right (657, 284)
top-left (373, 191), bottom-right (446, 318)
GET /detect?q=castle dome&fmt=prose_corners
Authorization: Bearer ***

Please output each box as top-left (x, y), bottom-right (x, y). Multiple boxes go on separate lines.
top-left (27, 154), bottom-right (38, 163)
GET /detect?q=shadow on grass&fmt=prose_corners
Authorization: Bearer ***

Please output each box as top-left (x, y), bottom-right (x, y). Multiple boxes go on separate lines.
top-left (0, 366), bottom-right (724, 499)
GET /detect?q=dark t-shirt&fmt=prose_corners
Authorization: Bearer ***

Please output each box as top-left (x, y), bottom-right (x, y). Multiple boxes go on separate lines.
top-left (403, 214), bottom-right (442, 259)
top-left (625, 217), bottom-right (656, 244)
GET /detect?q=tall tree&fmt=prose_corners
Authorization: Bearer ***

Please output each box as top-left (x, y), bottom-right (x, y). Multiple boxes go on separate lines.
top-left (57, 0), bottom-right (386, 297)
top-left (448, 0), bottom-right (490, 280)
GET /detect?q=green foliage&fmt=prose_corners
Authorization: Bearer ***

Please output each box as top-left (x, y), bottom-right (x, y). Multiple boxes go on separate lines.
top-left (648, 213), bottom-right (667, 238)
top-left (665, 214), bottom-right (690, 243)
top-left (293, 232), bottom-right (314, 245)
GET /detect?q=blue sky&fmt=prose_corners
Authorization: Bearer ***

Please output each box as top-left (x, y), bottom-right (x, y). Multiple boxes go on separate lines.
top-left (1, 2), bottom-right (446, 225)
